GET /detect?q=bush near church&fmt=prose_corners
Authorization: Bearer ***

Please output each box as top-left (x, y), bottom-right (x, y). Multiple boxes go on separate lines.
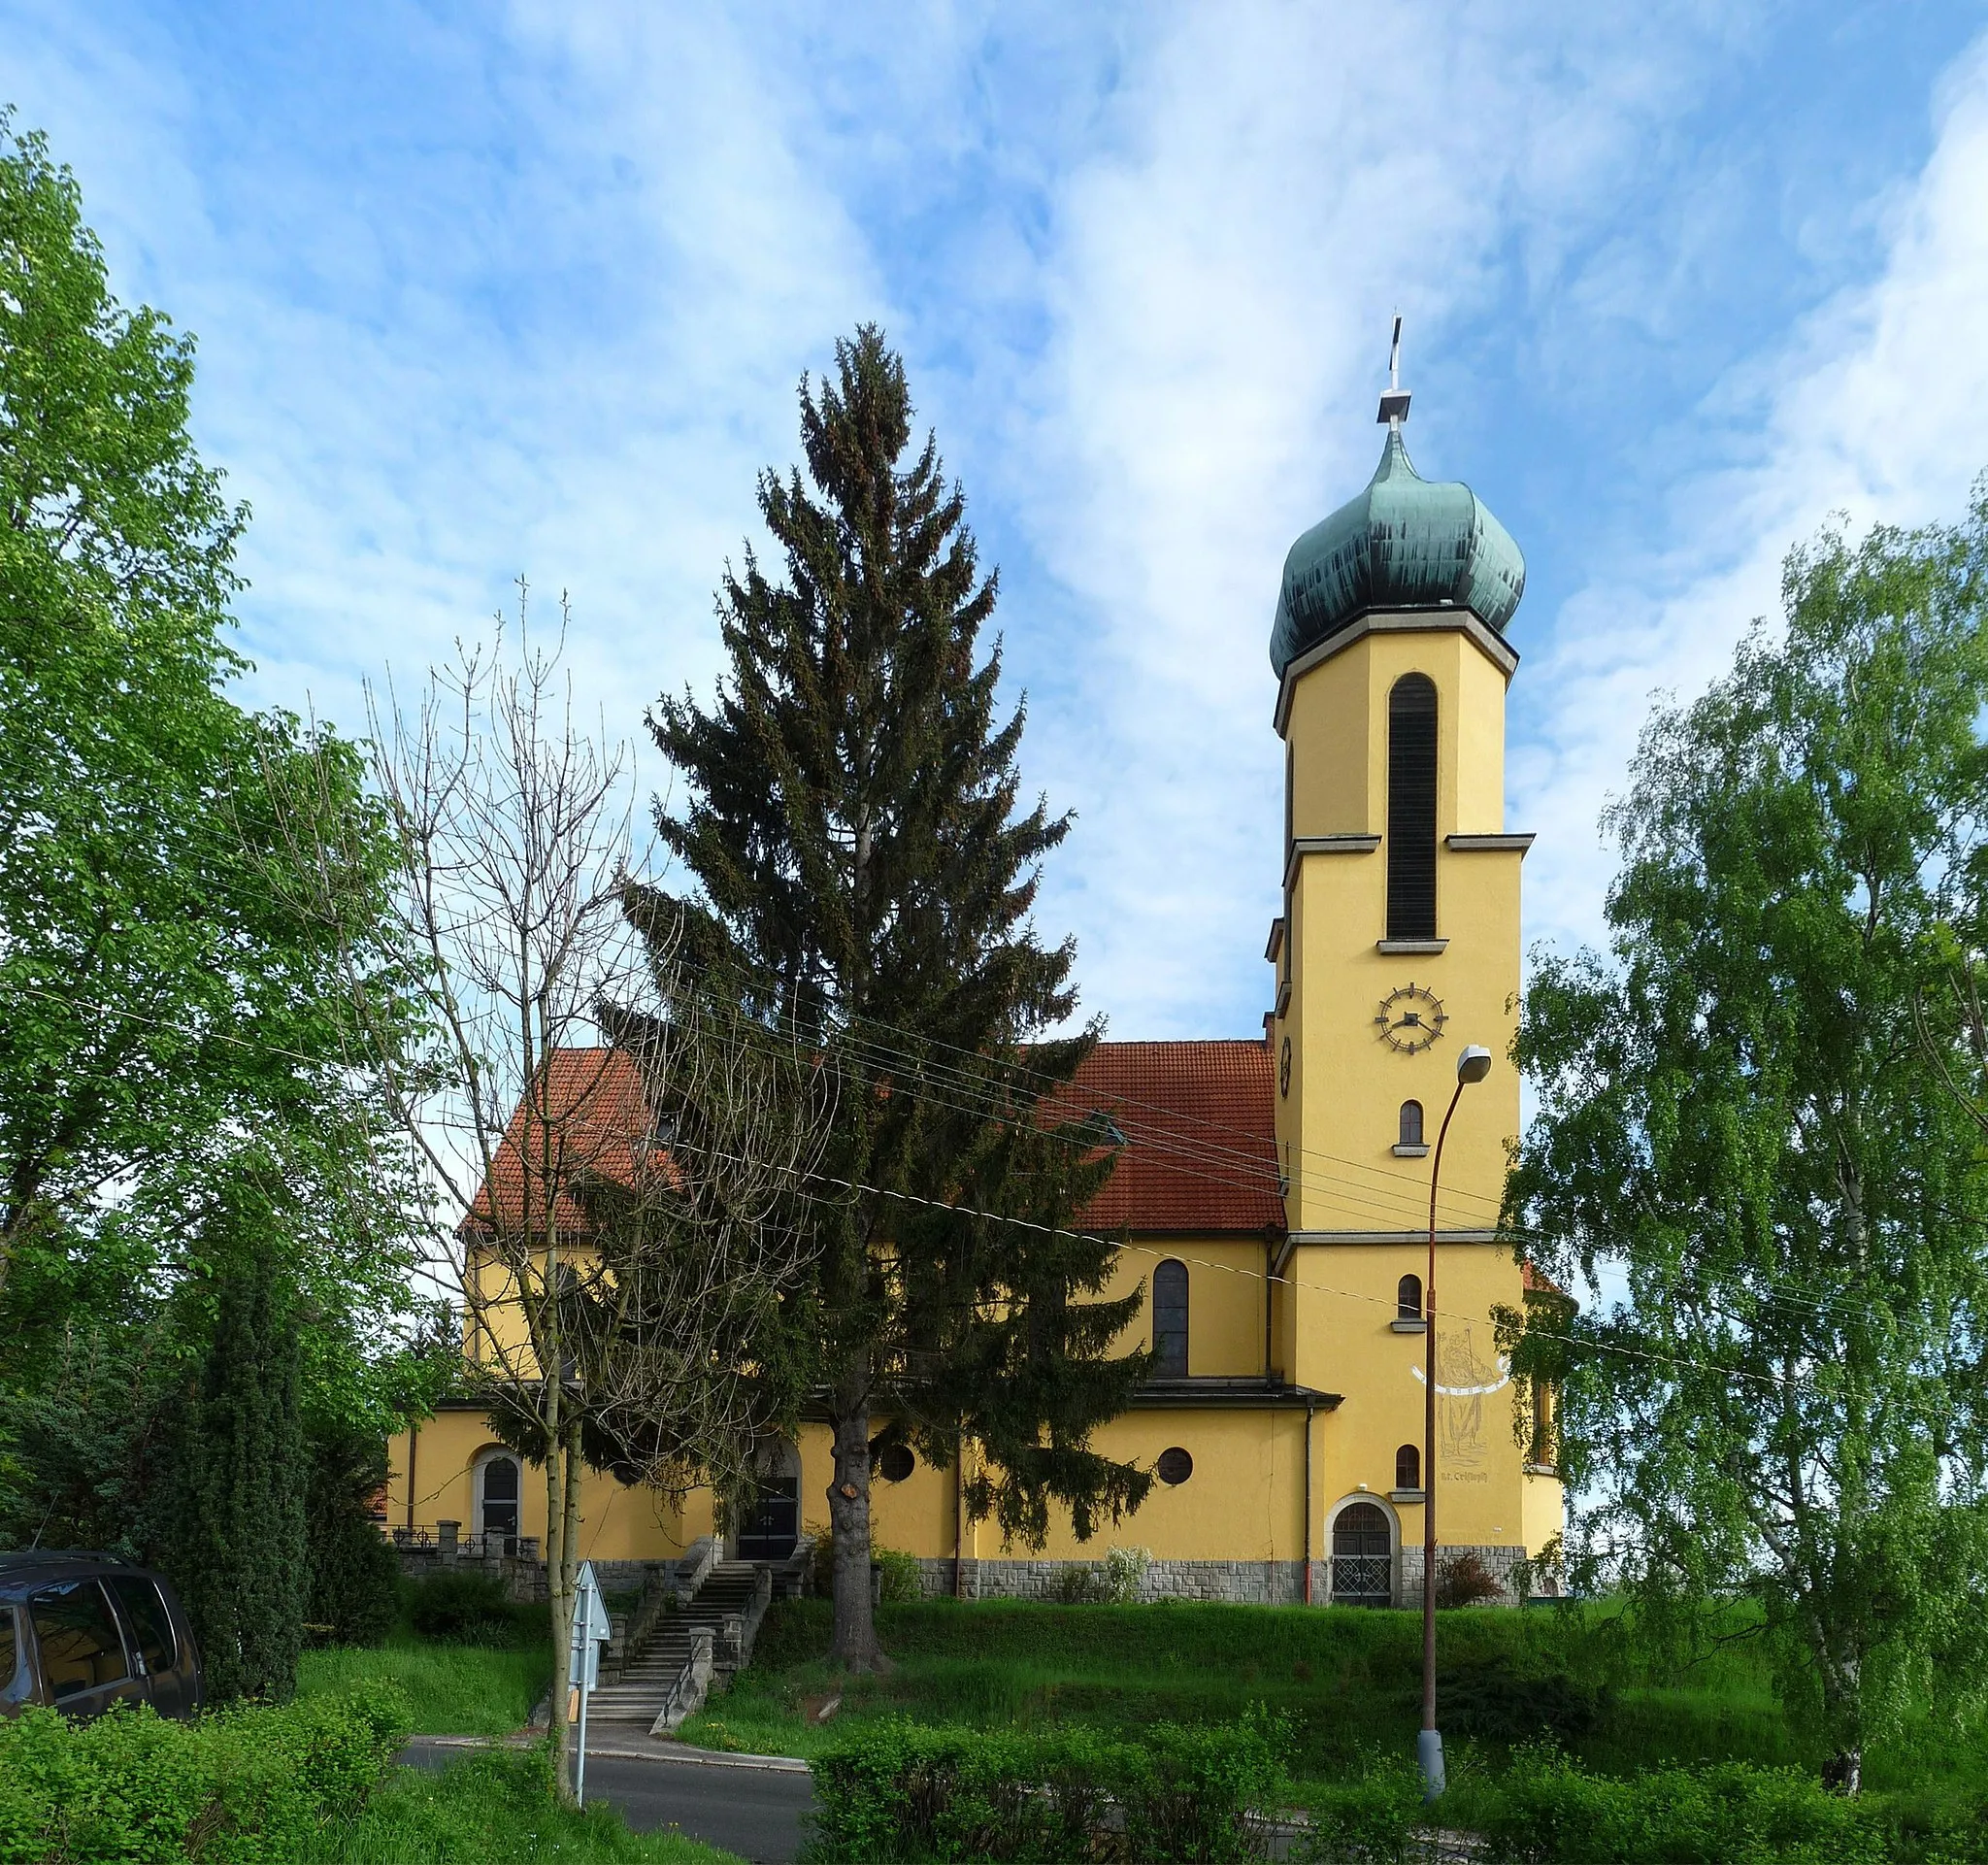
top-left (805, 1714), bottom-right (1288, 1863)
top-left (0, 1682), bottom-right (409, 1861)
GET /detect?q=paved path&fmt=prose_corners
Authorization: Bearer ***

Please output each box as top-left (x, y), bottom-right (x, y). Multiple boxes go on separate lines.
top-left (404, 1736), bottom-right (815, 1865)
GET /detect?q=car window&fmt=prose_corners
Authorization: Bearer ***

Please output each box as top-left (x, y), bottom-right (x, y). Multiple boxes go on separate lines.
top-left (29, 1581), bottom-right (130, 1698)
top-left (0, 1606), bottom-right (22, 1701)
top-left (108, 1579), bottom-right (176, 1675)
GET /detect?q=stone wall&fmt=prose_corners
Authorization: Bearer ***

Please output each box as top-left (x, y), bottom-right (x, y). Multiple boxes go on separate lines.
top-left (915, 1556), bottom-right (1316, 1605)
top-left (1396, 1544), bottom-right (1537, 1609)
top-left (913, 1547), bottom-right (1547, 1608)
top-left (391, 1542), bottom-right (667, 1606)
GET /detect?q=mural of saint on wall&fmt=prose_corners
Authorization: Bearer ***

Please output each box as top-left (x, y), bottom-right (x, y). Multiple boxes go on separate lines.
top-left (1409, 1322), bottom-right (1508, 1470)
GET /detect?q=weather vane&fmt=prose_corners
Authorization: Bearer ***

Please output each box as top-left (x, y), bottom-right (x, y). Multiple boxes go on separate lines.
top-left (1377, 313), bottom-right (1411, 426)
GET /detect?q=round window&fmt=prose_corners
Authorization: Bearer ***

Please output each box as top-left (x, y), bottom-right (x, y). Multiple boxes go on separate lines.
top-left (876, 1443), bottom-right (915, 1483)
top-left (1156, 1447), bottom-right (1193, 1485)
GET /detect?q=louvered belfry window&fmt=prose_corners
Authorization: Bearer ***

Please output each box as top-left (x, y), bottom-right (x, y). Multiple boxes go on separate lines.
top-left (1387, 675), bottom-right (1438, 940)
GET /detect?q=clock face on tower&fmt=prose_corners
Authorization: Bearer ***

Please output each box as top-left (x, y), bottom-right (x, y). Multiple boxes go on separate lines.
top-left (1375, 983), bottom-right (1447, 1054)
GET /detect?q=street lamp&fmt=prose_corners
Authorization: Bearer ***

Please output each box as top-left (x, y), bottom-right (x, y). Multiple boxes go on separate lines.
top-left (1419, 1043), bottom-right (1492, 1801)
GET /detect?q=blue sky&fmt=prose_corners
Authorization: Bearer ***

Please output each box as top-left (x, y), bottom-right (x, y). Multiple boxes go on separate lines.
top-left (8, 1), bottom-right (1988, 1043)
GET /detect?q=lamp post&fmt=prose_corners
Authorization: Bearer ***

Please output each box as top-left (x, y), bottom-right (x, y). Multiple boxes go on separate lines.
top-left (1419, 1043), bottom-right (1492, 1802)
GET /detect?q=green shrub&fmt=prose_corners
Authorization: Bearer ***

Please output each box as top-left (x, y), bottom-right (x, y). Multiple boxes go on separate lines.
top-left (304, 1744), bottom-right (742, 1862)
top-left (1474, 1748), bottom-right (1891, 1864)
top-left (1435, 1551), bottom-right (1506, 1611)
top-left (805, 1711), bottom-right (1288, 1862)
top-left (404, 1570), bottom-right (519, 1644)
top-left (1291, 1755), bottom-right (1423, 1863)
top-left (806, 1529), bottom-right (925, 1605)
top-left (0, 1681), bottom-right (410, 1861)
top-left (305, 1423), bottom-right (402, 1648)
top-left (1048, 1547), bottom-right (1150, 1607)
top-left (1439, 1657), bottom-right (1608, 1748)
top-left (876, 1549), bottom-right (924, 1605)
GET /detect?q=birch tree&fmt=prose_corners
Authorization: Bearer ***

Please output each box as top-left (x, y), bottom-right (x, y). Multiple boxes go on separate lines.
top-left (1507, 495), bottom-right (1988, 1792)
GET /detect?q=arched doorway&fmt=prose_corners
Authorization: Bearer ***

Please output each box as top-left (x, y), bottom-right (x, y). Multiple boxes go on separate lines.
top-left (1330, 1499), bottom-right (1394, 1607)
top-left (736, 1442), bottom-right (801, 1561)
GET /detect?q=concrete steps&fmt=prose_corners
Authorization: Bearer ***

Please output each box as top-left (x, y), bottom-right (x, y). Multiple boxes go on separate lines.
top-left (584, 1560), bottom-right (773, 1725)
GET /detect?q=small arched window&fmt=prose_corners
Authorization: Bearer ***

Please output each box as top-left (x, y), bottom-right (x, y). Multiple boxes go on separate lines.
top-left (1396, 1444), bottom-right (1421, 1491)
top-left (1399, 1100), bottom-right (1424, 1149)
top-left (1387, 675), bottom-right (1438, 940)
top-left (1153, 1259), bottom-right (1189, 1378)
top-left (1398, 1274), bottom-right (1423, 1320)
top-left (478, 1452), bottom-right (520, 1537)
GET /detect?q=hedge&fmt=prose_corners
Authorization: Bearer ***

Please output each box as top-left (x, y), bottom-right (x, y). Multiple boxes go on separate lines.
top-left (1470, 1749), bottom-right (1892, 1865)
top-left (805, 1714), bottom-right (1288, 1862)
top-left (0, 1682), bottom-right (410, 1862)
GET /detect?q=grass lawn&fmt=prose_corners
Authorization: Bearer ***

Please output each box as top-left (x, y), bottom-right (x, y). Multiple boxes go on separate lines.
top-left (304, 1746), bottom-right (743, 1864)
top-left (679, 1596), bottom-right (1988, 1822)
top-left (298, 1636), bottom-right (551, 1736)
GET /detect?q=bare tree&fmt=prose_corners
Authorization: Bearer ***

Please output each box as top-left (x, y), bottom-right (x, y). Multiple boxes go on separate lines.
top-left (267, 585), bottom-right (830, 1799)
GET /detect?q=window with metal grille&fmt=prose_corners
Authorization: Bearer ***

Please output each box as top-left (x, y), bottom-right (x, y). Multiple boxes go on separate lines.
top-left (1396, 1444), bottom-right (1421, 1490)
top-left (1153, 1259), bottom-right (1189, 1378)
top-left (1398, 1274), bottom-right (1422, 1319)
top-left (1387, 675), bottom-right (1438, 939)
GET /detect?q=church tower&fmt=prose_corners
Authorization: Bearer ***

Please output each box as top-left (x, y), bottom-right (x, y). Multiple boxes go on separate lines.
top-left (1267, 338), bottom-right (1557, 1588)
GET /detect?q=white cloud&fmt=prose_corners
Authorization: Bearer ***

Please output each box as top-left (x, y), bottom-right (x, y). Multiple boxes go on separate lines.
top-left (1512, 28), bottom-right (1988, 962)
top-left (1003, 1), bottom-right (1750, 1036)
top-left (9, 0), bottom-right (1984, 1050)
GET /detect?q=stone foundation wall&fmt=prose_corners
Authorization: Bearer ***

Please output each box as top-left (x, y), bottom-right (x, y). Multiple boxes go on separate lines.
top-left (913, 1547), bottom-right (1547, 1608)
top-left (391, 1545), bottom-right (668, 1606)
top-left (1397, 1544), bottom-right (1537, 1609)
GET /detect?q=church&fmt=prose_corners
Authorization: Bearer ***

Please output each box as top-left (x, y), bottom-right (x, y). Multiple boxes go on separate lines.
top-left (383, 368), bottom-right (1564, 1608)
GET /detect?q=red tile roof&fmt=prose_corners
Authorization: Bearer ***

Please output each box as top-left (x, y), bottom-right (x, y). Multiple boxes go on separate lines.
top-left (467, 1039), bottom-right (1286, 1243)
top-left (1058, 1040), bottom-right (1283, 1235)
top-left (465, 1047), bottom-right (656, 1237)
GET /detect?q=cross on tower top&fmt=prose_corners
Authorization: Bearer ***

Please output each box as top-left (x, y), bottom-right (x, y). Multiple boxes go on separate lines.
top-left (1377, 314), bottom-right (1411, 426)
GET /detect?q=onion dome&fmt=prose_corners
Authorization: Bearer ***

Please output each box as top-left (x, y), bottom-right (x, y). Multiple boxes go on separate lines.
top-left (1270, 426), bottom-right (1526, 679)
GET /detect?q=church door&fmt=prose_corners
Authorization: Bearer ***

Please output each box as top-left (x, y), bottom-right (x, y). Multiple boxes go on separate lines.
top-left (736, 1478), bottom-right (799, 1561)
top-left (1331, 1501), bottom-right (1393, 1607)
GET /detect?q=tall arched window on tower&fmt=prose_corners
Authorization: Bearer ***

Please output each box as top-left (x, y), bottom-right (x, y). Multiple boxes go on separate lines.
top-left (1154, 1259), bottom-right (1189, 1378)
top-left (1398, 1274), bottom-right (1423, 1319)
top-left (1398, 1100), bottom-right (1424, 1149)
top-left (1387, 675), bottom-right (1438, 939)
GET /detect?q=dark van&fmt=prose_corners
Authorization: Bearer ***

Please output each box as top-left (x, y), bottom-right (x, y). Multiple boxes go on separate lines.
top-left (0, 1551), bottom-right (204, 1721)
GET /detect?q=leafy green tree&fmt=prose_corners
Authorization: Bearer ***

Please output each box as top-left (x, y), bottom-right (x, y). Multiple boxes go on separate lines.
top-left (0, 111), bottom-right (428, 1563)
top-left (645, 326), bottom-right (1148, 1669)
top-left (0, 110), bottom-right (419, 1295)
top-left (1507, 492), bottom-right (1988, 1791)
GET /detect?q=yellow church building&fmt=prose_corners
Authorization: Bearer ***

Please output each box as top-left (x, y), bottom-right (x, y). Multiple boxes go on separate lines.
top-left (383, 380), bottom-right (1564, 1610)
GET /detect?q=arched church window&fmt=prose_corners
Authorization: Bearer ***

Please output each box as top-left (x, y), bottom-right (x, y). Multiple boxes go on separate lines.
top-left (1396, 1444), bottom-right (1421, 1490)
top-left (1399, 1100), bottom-right (1424, 1148)
top-left (1387, 675), bottom-right (1438, 939)
top-left (477, 1452), bottom-right (520, 1538)
top-left (1397, 1274), bottom-right (1422, 1319)
top-left (1153, 1259), bottom-right (1189, 1378)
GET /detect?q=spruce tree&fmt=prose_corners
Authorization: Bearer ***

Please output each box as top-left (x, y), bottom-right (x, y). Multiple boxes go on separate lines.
top-left (644, 326), bottom-right (1149, 1668)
